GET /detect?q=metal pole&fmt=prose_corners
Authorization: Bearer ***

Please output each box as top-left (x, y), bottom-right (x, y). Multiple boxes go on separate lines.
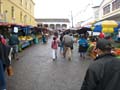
top-left (71, 11), bottom-right (74, 28)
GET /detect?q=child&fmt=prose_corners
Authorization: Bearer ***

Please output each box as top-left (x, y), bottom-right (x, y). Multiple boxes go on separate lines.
top-left (51, 37), bottom-right (58, 61)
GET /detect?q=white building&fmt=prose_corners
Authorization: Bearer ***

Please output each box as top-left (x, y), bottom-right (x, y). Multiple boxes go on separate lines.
top-left (35, 18), bottom-right (70, 31)
top-left (99, 0), bottom-right (120, 21)
top-left (77, 0), bottom-right (120, 27)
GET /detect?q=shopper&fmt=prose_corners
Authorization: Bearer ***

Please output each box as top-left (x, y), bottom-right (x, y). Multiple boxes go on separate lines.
top-left (42, 34), bottom-right (47, 44)
top-left (63, 32), bottom-right (74, 57)
top-left (51, 36), bottom-right (58, 61)
top-left (59, 33), bottom-right (64, 54)
top-left (78, 35), bottom-right (89, 59)
top-left (80, 38), bottom-right (120, 90)
top-left (9, 32), bottom-right (19, 60)
top-left (98, 31), bottom-right (105, 39)
top-left (0, 35), bottom-right (11, 90)
top-left (0, 60), bottom-right (6, 90)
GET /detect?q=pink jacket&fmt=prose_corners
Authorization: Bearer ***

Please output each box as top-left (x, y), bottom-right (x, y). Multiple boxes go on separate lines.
top-left (51, 40), bottom-right (58, 49)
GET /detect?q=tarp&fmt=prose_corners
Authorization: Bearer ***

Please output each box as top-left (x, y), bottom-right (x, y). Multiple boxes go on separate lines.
top-left (76, 27), bottom-right (92, 34)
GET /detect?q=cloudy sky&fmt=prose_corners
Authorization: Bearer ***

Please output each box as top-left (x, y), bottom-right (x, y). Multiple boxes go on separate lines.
top-left (34, 0), bottom-right (103, 24)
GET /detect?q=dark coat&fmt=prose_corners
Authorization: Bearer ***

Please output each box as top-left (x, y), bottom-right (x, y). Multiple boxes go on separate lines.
top-left (0, 42), bottom-right (10, 67)
top-left (9, 34), bottom-right (19, 45)
top-left (81, 53), bottom-right (120, 90)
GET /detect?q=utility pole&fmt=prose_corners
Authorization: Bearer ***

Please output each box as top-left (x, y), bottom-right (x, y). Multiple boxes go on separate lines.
top-left (0, 0), bottom-right (1, 13)
top-left (71, 11), bottom-right (74, 28)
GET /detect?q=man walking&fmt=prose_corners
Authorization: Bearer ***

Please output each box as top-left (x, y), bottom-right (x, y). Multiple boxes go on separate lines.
top-left (63, 32), bottom-right (74, 58)
top-left (9, 32), bottom-right (19, 60)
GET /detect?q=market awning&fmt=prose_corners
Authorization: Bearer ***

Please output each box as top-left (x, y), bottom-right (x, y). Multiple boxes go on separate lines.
top-left (94, 20), bottom-right (118, 27)
top-left (0, 22), bottom-right (9, 26)
top-left (93, 20), bottom-right (119, 33)
top-left (76, 27), bottom-right (92, 34)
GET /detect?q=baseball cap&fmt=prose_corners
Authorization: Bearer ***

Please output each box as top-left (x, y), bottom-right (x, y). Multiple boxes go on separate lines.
top-left (96, 39), bottom-right (113, 51)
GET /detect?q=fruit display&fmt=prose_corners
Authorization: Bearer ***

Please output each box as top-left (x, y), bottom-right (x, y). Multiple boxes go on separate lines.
top-left (19, 36), bottom-right (33, 41)
top-left (87, 42), bottom-right (97, 59)
top-left (112, 48), bottom-right (120, 56)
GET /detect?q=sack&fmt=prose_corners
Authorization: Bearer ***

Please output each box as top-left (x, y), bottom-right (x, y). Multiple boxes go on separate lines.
top-left (7, 65), bottom-right (14, 76)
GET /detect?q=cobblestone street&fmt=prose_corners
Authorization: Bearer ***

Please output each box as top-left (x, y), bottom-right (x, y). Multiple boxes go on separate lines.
top-left (7, 37), bottom-right (93, 90)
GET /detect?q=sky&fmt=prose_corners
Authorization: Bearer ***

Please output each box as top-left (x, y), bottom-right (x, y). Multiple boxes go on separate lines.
top-left (34, 0), bottom-right (103, 25)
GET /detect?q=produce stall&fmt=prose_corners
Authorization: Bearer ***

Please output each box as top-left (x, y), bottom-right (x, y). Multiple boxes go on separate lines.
top-left (88, 20), bottom-right (120, 59)
top-left (18, 26), bottom-right (34, 51)
top-left (32, 27), bottom-right (42, 44)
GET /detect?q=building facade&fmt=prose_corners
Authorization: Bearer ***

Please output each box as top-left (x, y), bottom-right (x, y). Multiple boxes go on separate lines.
top-left (35, 18), bottom-right (70, 30)
top-left (0, 0), bottom-right (36, 26)
top-left (99, 0), bottom-right (120, 21)
top-left (80, 0), bottom-right (120, 27)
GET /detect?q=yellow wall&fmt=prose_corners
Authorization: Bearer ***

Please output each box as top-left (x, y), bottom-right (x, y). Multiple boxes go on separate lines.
top-left (0, 0), bottom-right (36, 26)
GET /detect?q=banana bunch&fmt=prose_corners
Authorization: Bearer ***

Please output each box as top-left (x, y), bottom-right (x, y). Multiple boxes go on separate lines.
top-left (26, 36), bottom-right (33, 40)
top-left (19, 36), bottom-right (26, 40)
top-left (19, 36), bottom-right (33, 41)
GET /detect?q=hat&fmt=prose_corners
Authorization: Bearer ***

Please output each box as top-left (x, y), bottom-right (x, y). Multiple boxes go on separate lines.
top-left (96, 39), bottom-right (112, 51)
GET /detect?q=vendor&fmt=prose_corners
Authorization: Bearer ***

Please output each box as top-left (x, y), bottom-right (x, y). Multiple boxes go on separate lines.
top-left (99, 31), bottom-right (105, 39)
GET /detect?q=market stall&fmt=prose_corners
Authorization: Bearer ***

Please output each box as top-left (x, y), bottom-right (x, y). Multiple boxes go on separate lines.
top-left (18, 25), bottom-right (34, 51)
top-left (88, 20), bottom-right (120, 59)
top-left (33, 27), bottom-right (42, 44)
top-left (93, 20), bottom-right (119, 33)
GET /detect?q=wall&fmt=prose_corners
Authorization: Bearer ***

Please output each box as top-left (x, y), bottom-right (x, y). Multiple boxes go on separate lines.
top-left (0, 0), bottom-right (36, 26)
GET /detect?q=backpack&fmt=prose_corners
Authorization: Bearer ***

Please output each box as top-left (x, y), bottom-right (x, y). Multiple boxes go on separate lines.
top-left (9, 35), bottom-right (19, 45)
top-left (63, 35), bottom-right (73, 47)
top-left (51, 40), bottom-right (58, 49)
top-left (79, 39), bottom-right (88, 48)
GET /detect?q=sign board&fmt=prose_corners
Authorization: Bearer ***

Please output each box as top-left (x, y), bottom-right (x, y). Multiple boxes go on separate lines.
top-left (14, 27), bottom-right (18, 33)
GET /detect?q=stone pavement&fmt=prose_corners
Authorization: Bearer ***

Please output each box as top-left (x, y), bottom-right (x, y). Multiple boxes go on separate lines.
top-left (6, 36), bottom-right (93, 90)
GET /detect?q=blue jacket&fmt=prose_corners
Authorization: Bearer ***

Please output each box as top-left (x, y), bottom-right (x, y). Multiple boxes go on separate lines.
top-left (78, 38), bottom-right (88, 47)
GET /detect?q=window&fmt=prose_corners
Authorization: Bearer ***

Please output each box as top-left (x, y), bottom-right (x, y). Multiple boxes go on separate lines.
top-left (25, 0), bottom-right (27, 9)
top-left (20, 12), bottom-right (22, 22)
top-left (20, 0), bottom-right (23, 5)
top-left (30, 18), bottom-right (31, 24)
top-left (11, 6), bottom-right (14, 18)
top-left (30, 4), bottom-right (31, 12)
top-left (112, 0), bottom-right (120, 11)
top-left (103, 4), bottom-right (110, 15)
top-left (24, 15), bottom-right (27, 24)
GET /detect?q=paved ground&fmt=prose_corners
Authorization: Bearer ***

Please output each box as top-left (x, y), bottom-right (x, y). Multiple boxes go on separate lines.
top-left (6, 36), bottom-right (93, 90)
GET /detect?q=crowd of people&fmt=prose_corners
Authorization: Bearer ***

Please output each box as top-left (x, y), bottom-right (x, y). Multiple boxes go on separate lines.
top-left (1, 29), bottom-right (120, 90)
top-left (51, 31), bottom-right (89, 61)
top-left (50, 31), bottom-right (120, 90)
